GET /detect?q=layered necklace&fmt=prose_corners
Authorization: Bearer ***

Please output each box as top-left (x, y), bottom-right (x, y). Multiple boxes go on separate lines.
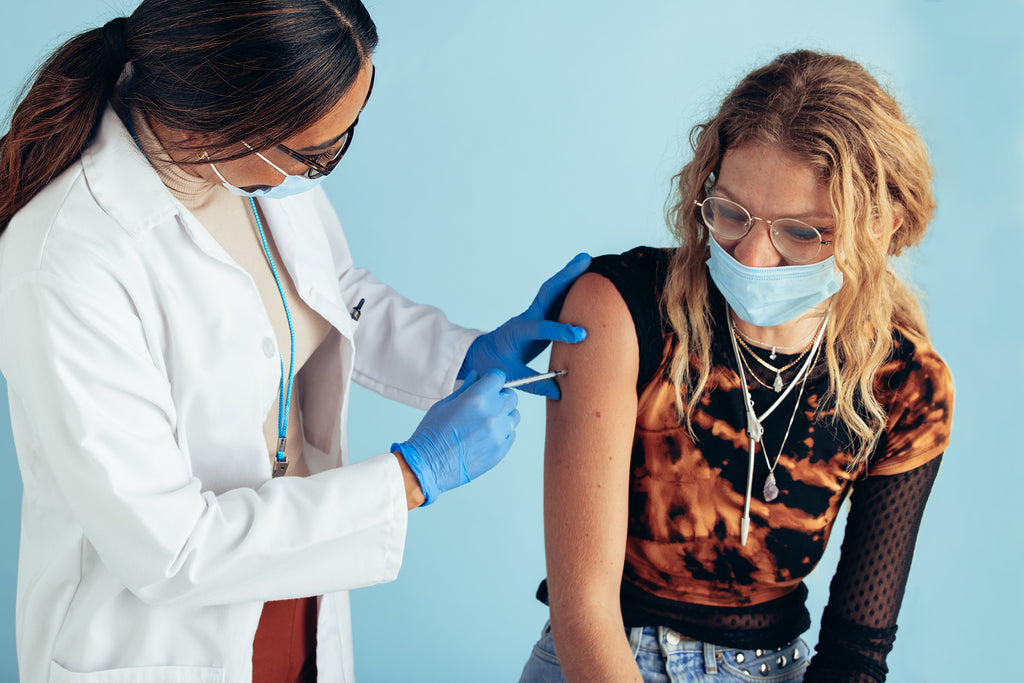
top-left (732, 323), bottom-right (819, 361)
top-left (734, 333), bottom-right (809, 392)
top-left (727, 308), bottom-right (828, 545)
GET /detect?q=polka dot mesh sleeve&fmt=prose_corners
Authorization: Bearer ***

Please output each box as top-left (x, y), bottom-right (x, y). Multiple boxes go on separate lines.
top-left (803, 454), bottom-right (943, 682)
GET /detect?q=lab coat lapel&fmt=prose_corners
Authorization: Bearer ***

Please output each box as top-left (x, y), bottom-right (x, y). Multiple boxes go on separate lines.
top-left (257, 195), bottom-right (357, 340)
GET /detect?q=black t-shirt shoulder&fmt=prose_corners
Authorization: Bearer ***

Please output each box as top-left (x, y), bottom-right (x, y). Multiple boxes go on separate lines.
top-left (587, 247), bottom-right (673, 393)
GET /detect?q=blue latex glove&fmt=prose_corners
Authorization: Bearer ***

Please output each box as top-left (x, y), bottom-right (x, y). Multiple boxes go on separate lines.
top-left (392, 370), bottom-right (520, 506)
top-left (459, 253), bottom-right (591, 399)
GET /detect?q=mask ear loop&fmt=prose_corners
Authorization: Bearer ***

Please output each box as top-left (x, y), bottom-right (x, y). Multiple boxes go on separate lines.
top-left (242, 141), bottom-right (290, 180)
top-left (204, 151), bottom-right (236, 187)
top-left (204, 144), bottom-right (292, 187)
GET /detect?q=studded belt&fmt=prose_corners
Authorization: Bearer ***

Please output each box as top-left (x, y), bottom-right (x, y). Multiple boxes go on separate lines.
top-left (716, 641), bottom-right (807, 678)
top-left (628, 626), bottom-right (810, 679)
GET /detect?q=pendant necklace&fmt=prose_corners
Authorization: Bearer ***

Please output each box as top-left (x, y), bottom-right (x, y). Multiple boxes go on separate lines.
top-left (728, 308), bottom-right (828, 545)
top-left (734, 334), bottom-right (809, 392)
top-left (732, 320), bottom-right (818, 361)
top-left (756, 343), bottom-right (819, 502)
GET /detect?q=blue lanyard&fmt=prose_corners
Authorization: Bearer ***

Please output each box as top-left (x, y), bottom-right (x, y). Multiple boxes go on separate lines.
top-left (125, 98), bottom-right (297, 476)
top-left (248, 198), bottom-right (297, 477)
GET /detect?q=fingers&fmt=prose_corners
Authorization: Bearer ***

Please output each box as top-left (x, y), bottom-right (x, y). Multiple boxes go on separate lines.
top-left (535, 319), bottom-right (587, 344)
top-left (496, 318), bottom-right (586, 349)
top-left (479, 370), bottom-right (518, 441)
top-left (476, 368), bottom-right (508, 393)
top-left (450, 369), bottom-right (480, 398)
top-left (463, 369), bottom-right (518, 414)
top-left (494, 407), bottom-right (521, 445)
top-left (515, 377), bottom-right (561, 400)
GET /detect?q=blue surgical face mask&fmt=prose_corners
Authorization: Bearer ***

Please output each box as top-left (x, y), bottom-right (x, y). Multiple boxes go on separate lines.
top-left (207, 145), bottom-right (326, 199)
top-left (706, 237), bottom-right (842, 327)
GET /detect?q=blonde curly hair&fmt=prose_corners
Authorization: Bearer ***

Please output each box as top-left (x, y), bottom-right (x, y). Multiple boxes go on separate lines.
top-left (663, 50), bottom-right (936, 466)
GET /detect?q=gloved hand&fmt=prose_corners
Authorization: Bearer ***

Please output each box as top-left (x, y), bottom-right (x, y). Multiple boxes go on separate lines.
top-left (459, 253), bottom-right (591, 399)
top-left (392, 370), bottom-right (520, 506)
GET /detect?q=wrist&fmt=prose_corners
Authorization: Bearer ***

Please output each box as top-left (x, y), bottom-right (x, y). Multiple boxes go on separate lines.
top-left (394, 451), bottom-right (427, 510)
top-left (458, 334), bottom-right (485, 380)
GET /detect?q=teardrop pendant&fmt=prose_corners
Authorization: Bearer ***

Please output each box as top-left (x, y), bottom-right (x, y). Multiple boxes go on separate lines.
top-left (763, 473), bottom-right (779, 502)
top-left (773, 372), bottom-right (783, 392)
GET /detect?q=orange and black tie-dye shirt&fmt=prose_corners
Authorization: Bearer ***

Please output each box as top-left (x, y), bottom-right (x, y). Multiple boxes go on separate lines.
top-left (550, 247), bottom-right (953, 681)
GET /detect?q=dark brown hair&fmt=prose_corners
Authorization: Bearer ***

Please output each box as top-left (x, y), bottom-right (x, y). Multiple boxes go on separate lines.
top-left (0, 0), bottom-right (378, 232)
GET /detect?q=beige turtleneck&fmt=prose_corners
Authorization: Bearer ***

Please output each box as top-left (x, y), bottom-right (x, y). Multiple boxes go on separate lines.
top-left (130, 109), bottom-right (332, 477)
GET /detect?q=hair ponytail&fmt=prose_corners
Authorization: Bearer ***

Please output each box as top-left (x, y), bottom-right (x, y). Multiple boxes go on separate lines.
top-left (0, 17), bottom-right (132, 232)
top-left (1, 0), bottom-right (378, 234)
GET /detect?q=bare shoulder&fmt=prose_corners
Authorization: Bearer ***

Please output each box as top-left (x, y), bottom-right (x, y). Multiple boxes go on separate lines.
top-left (558, 272), bottom-right (636, 342)
top-left (551, 271), bottom-right (639, 400)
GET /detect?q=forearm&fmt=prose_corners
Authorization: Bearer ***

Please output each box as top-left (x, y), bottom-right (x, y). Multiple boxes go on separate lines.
top-left (805, 455), bottom-right (942, 682)
top-left (549, 601), bottom-right (643, 683)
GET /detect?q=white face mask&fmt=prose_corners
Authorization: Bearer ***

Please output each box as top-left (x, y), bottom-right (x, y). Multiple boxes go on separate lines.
top-left (706, 237), bottom-right (842, 327)
top-left (207, 144), bottom-right (326, 199)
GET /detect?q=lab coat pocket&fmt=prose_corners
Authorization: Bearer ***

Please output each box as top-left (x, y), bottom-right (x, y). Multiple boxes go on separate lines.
top-left (50, 660), bottom-right (225, 683)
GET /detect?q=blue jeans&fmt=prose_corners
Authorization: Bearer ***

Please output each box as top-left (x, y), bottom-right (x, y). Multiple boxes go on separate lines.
top-left (519, 621), bottom-right (810, 683)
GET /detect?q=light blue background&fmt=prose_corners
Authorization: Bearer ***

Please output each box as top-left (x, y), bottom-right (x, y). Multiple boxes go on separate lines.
top-left (1, 1), bottom-right (1020, 681)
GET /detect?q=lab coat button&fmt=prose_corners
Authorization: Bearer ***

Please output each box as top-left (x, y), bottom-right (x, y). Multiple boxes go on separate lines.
top-left (262, 337), bottom-right (276, 358)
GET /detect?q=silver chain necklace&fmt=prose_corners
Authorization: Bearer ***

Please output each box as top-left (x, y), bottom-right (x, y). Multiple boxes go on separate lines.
top-left (727, 308), bottom-right (829, 545)
top-left (732, 319), bottom-right (819, 360)
top-left (734, 333), bottom-right (810, 392)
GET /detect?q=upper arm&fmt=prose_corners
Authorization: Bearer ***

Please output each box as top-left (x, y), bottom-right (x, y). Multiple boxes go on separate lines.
top-left (343, 265), bottom-right (479, 409)
top-left (543, 272), bottom-right (639, 612)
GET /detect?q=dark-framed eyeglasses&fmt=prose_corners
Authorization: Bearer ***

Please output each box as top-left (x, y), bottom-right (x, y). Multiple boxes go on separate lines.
top-left (694, 195), bottom-right (834, 264)
top-left (276, 65), bottom-right (376, 179)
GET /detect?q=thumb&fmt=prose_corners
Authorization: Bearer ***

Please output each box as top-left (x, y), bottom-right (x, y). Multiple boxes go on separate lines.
top-left (447, 369), bottom-right (480, 401)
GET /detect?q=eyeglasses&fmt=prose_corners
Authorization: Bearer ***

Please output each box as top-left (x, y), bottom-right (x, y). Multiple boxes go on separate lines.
top-left (694, 195), bottom-right (834, 264)
top-left (276, 65), bottom-right (376, 179)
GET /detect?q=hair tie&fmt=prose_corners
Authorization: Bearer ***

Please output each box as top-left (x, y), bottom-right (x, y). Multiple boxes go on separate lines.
top-left (101, 17), bottom-right (130, 66)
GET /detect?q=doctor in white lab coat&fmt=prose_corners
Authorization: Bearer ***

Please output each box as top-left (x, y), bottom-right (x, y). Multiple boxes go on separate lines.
top-left (0, 1), bottom-right (588, 681)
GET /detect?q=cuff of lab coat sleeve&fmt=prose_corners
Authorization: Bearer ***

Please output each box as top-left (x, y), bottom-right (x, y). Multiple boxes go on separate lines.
top-left (315, 452), bottom-right (409, 587)
top-left (372, 451), bottom-right (409, 583)
top-left (446, 329), bottom-right (483, 393)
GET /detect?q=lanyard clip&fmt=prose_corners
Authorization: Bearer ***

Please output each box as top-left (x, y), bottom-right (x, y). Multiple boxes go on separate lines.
top-left (272, 442), bottom-right (288, 477)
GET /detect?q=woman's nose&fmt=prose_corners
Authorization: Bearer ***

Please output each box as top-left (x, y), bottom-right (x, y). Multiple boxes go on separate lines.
top-left (731, 220), bottom-right (783, 268)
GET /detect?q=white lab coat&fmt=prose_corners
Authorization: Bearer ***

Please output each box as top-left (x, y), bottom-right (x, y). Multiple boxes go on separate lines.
top-left (0, 107), bottom-right (479, 682)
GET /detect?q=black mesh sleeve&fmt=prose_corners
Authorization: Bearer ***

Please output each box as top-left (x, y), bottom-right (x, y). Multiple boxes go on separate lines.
top-left (803, 454), bottom-right (942, 682)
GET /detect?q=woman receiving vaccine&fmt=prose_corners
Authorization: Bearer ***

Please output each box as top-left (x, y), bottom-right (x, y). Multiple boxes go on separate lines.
top-left (520, 50), bottom-right (952, 683)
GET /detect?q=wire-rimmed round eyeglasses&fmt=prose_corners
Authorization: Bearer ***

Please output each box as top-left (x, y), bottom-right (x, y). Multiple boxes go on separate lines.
top-left (694, 196), bottom-right (833, 264)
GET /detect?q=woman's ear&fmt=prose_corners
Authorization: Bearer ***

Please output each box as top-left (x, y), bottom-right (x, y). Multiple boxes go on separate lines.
top-left (147, 116), bottom-right (214, 163)
top-left (885, 210), bottom-right (907, 255)
top-left (892, 212), bottom-right (904, 233)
